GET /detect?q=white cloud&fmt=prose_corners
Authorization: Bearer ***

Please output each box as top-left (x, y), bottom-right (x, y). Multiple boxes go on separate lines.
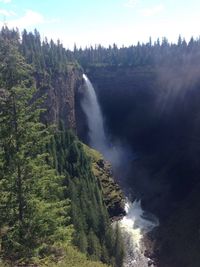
top-left (0, 9), bottom-right (16, 17)
top-left (124, 0), bottom-right (139, 8)
top-left (0, 10), bottom-right (60, 30)
top-left (6, 10), bottom-right (45, 28)
top-left (0, 0), bottom-right (12, 3)
top-left (141, 4), bottom-right (164, 17)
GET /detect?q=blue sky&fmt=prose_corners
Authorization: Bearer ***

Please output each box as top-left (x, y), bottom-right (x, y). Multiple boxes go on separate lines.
top-left (0, 0), bottom-right (200, 49)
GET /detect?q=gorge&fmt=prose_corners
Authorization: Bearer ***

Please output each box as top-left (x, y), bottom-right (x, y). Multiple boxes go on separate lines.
top-left (1, 27), bottom-right (200, 267)
top-left (76, 49), bottom-right (200, 266)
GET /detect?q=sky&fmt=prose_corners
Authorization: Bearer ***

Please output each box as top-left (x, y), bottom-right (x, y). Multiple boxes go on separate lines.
top-left (0, 0), bottom-right (200, 49)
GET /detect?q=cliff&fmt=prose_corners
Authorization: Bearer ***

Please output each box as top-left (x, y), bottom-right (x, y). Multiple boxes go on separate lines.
top-left (154, 182), bottom-right (200, 267)
top-left (83, 64), bottom-right (200, 217)
top-left (35, 65), bottom-right (83, 131)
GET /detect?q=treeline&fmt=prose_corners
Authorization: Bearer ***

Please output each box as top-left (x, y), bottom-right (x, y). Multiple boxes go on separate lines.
top-left (5, 26), bottom-right (200, 72)
top-left (4, 26), bottom-right (200, 71)
top-left (0, 27), bottom-right (124, 266)
top-left (74, 36), bottom-right (200, 67)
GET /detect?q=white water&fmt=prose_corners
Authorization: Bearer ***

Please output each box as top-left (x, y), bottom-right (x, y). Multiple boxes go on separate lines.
top-left (119, 200), bottom-right (159, 267)
top-left (82, 74), bottom-right (159, 267)
top-left (81, 74), bottom-right (108, 153)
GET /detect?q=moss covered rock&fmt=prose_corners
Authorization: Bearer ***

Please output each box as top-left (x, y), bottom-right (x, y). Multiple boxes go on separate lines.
top-left (83, 144), bottom-right (125, 219)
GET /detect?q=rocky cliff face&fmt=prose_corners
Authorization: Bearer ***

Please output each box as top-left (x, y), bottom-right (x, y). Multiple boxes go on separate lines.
top-left (36, 66), bottom-right (83, 130)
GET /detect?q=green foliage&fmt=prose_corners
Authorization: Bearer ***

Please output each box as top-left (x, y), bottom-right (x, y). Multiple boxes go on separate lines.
top-left (41, 246), bottom-right (110, 267)
top-left (0, 30), bottom-right (73, 260)
top-left (21, 28), bottom-right (75, 77)
top-left (49, 127), bottom-right (124, 266)
top-left (73, 36), bottom-right (200, 68)
top-left (87, 229), bottom-right (102, 260)
top-left (0, 27), bottom-right (124, 266)
top-left (113, 223), bottom-right (124, 267)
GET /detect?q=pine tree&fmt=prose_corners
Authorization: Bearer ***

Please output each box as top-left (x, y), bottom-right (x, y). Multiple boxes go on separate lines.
top-left (87, 229), bottom-right (102, 261)
top-left (114, 223), bottom-right (125, 267)
top-left (74, 230), bottom-right (88, 254)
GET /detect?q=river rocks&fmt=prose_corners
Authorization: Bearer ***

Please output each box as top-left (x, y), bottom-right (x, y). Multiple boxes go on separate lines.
top-left (142, 230), bottom-right (159, 267)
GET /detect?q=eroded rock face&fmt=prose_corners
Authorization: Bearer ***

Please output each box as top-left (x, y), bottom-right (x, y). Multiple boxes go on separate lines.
top-left (37, 67), bottom-right (83, 130)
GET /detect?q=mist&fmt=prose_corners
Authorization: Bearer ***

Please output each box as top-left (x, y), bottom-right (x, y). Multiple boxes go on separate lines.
top-left (82, 73), bottom-right (135, 191)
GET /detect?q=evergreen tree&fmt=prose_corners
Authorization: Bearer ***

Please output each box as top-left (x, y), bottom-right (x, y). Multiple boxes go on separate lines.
top-left (49, 127), bottom-right (123, 265)
top-left (87, 229), bottom-right (102, 261)
top-left (113, 223), bottom-right (124, 267)
top-left (0, 35), bottom-right (72, 260)
top-left (0, 27), bottom-right (125, 266)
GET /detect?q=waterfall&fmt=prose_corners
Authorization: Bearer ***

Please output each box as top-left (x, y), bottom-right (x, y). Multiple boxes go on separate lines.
top-left (82, 74), bottom-right (158, 267)
top-left (81, 74), bottom-right (108, 153)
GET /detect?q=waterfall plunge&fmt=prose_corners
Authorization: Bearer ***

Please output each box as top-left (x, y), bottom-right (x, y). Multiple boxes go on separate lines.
top-left (81, 74), bottom-right (108, 153)
top-left (81, 74), bottom-right (158, 267)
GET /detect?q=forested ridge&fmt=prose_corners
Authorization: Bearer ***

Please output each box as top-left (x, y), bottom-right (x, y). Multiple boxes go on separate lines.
top-left (0, 27), bottom-right (124, 267)
top-left (74, 36), bottom-right (200, 67)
